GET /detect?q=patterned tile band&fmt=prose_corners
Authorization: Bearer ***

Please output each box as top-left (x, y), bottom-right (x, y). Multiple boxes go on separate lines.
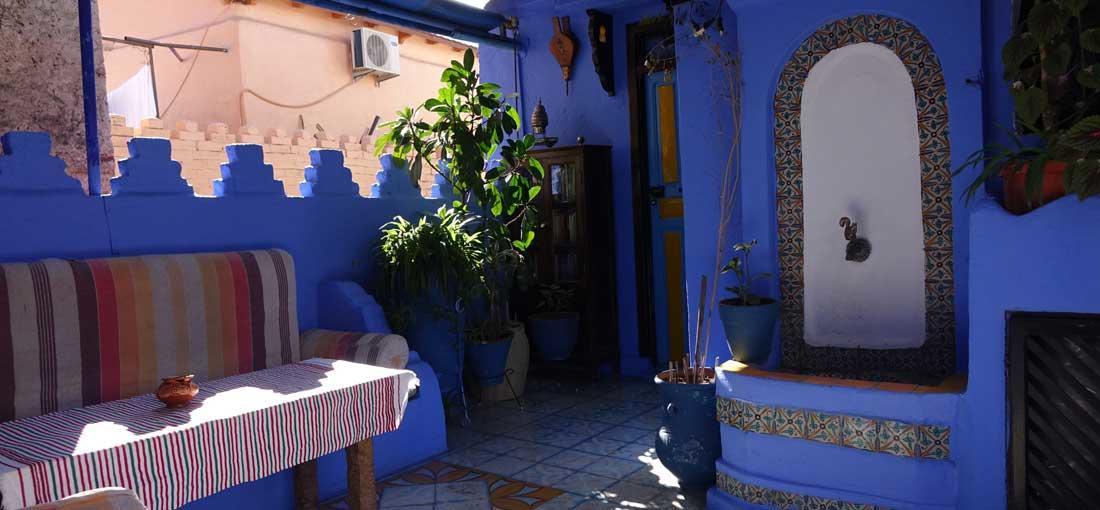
top-left (774, 13), bottom-right (956, 376)
top-left (717, 471), bottom-right (890, 510)
top-left (717, 397), bottom-right (950, 460)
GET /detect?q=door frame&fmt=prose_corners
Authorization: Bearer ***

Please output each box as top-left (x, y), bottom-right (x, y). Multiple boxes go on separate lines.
top-left (627, 16), bottom-right (675, 362)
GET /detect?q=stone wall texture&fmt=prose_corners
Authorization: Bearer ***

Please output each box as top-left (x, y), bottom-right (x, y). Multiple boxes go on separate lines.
top-left (110, 114), bottom-right (434, 197)
top-left (0, 0), bottom-right (114, 193)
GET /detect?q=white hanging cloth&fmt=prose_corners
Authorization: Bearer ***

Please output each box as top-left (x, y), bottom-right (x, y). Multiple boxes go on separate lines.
top-left (107, 64), bottom-right (157, 128)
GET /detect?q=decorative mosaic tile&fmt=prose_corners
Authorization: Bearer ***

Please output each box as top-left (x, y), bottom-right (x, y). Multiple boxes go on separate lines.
top-left (716, 398), bottom-right (950, 460)
top-left (361, 460), bottom-right (563, 510)
top-left (805, 411), bottom-right (843, 445)
top-left (773, 14), bottom-right (955, 377)
top-left (773, 407), bottom-right (807, 439)
top-left (743, 402), bottom-right (775, 435)
top-left (918, 424), bottom-right (951, 460)
top-left (716, 472), bottom-right (889, 510)
top-left (876, 420), bottom-right (918, 457)
top-left (841, 415), bottom-right (878, 452)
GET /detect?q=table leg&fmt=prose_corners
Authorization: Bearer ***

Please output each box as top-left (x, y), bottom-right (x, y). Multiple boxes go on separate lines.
top-left (294, 459), bottom-right (319, 510)
top-left (346, 438), bottom-right (377, 510)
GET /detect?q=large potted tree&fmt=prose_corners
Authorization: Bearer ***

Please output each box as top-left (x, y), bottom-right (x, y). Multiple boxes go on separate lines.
top-left (957, 1), bottom-right (1100, 213)
top-left (376, 49), bottom-right (543, 400)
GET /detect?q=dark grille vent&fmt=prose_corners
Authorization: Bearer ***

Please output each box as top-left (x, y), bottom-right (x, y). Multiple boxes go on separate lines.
top-left (353, 29), bottom-right (364, 69)
top-left (1009, 312), bottom-right (1100, 510)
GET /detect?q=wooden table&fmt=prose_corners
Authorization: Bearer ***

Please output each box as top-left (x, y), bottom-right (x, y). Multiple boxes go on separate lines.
top-left (0, 359), bottom-right (417, 510)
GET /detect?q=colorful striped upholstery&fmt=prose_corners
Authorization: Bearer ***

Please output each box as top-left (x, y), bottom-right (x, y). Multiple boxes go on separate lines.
top-left (25, 488), bottom-right (147, 510)
top-left (301, 329), bottom-right (409, 370)
top-left (0, 249), bottom-right (300, 422)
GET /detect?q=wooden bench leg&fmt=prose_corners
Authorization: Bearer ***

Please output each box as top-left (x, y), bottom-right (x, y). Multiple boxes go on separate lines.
top-left (294, 459), bottom-right (319, 510)
top-left (346, 438), bottom-right (377, 510)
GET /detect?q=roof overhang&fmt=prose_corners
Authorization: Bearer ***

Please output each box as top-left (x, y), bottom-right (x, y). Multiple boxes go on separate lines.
top-left (293, 0), bottom-right (516, 47)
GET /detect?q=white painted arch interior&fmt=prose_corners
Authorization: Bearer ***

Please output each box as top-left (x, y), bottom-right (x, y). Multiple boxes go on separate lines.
top-left (800, 42), bottom-right (926, 349)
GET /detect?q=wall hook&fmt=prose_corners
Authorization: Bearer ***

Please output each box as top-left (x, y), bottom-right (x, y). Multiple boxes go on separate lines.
top-left (839, 216), bottom-right (871, 262)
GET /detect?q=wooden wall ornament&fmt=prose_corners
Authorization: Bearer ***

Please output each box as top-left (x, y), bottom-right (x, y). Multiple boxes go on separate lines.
top-left (549, 16), bottom-right (577, 94)
top-left (587, 9), bottom-right (614, 96)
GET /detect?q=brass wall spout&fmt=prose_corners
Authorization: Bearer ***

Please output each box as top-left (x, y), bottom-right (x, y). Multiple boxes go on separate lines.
top-left (839, 217), bottom-right (871, 262)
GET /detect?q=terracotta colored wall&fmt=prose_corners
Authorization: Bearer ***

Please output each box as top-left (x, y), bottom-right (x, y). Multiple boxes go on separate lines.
top-left (99, 0), bottom-right (470, 136)
top-left (0, 0), bottom-right (114, 192)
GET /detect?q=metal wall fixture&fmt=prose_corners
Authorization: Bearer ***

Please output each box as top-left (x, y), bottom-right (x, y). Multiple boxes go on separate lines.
top-left (839, 216), bottom-right (871, 262)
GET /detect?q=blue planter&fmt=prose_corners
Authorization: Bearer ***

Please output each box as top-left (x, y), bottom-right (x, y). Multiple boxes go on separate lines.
top-left (528, 312), bottom-right (580, 361)
top-left (466, 334), bottom-right (513, 386)
top-left (404, 301), bottom-right (463, 396)
top-left (718, 299), bottom-right (778, 365)
top-left (654, 371), bottom-right (720, 489)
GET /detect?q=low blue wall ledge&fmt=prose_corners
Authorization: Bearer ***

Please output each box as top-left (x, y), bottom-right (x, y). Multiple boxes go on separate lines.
top-left (0, 131), bottom-right (84, 195)
top-left (372, 154), bottom-right (420, 198)
top-left (214, 143), bottom-right (285, 197)
top-left (300, 148), bottom-right (360, 197)
top-left (111, 137), bottom-right (194, 196)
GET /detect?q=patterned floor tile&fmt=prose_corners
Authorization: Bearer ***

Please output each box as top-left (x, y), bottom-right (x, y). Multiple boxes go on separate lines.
top-left (371, 461), bottom-right (562, 510)
top-left (438, 448), bottom-right (497, 468)
top-left (543, 450), bottom-right (604, 471)
top-left (474, 436), bottom-right (530, 455)
top-left (597, 426), bottom-right (651, 443)
top-left (513, 463), bottom-right (575, 486)
top-left (580, 457), bottom-right (643, 479)
top-left (507, 442), bottom-right (565, 462)
top-left (555, 471), bottom-right (618, 496)
top-left (573, 437), bottom-right (631, 456)
top-left (476, 455), bottom-right (535, 477)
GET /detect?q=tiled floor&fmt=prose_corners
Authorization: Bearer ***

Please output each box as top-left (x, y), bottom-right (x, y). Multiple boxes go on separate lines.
top-left (376, 377), bottom-right (708, 510)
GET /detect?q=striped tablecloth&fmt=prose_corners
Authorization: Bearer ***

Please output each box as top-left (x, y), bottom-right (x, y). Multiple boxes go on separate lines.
top-left (0, 358), bottom-right (417, 510)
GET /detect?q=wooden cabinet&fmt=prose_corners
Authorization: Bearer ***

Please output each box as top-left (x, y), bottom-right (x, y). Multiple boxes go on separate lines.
top-left (527, 145), bottom-right (617, 376)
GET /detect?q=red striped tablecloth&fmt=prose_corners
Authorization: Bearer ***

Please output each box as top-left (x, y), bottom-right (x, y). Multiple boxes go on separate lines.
top-left (0, 358), bottom-right (417, 510)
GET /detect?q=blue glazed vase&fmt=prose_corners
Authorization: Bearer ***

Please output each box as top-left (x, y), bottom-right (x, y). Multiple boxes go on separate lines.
top-left (466, 334), bottom-right (513, 386)
top-left (528, 312), bottom-right (580, 361)
top-left (718, 299), bottom-right (778, 365)
top-left (654, 370), bottom-right (720, 489)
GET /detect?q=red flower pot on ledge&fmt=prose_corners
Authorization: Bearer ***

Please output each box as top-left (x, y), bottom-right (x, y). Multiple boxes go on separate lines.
top-left (1001, 161), bottom-right (1066, 215)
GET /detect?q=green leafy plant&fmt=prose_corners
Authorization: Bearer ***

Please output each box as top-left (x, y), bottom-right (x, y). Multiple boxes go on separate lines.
top-left (377, 206), bottom-right (484, 332)
top-left (720, 240), bottom-right (773, 306)
top-left (536, 284), bottom-right (575, 313)
top-left (957, 0), bottom-right (1100, 203)
top-left (376, 48), bottom-right (544, 343)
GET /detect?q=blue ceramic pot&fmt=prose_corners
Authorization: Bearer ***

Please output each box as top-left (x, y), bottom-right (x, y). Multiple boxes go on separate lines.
top-left (718, 299), bottom-right (778, 365)
top-left (654, 370), bottom-right (720, 489)
top-left (466, 334), bottom-right (513, 386)
top-left (528, 312), bottom-right (580, 361)
top-left (403, 290), bottom-right (464, 396)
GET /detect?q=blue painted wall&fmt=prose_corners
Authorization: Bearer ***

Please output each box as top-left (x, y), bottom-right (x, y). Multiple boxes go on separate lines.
top-left (956, 196), bottom-right (1100, 509)
top-left (0, 135), bottom-right (447, 508)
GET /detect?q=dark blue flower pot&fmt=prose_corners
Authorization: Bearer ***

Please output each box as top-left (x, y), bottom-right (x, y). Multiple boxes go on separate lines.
top-left (654, 370), bottom-right (720, 489)
top-left (404, 294), bottom-right (463, 396)
top-left (718, 299), bottom-right (778, 365)
top-left (528, 312), bottom-right (580, 361)
top-left (466, 334), bottom-right (513, 386)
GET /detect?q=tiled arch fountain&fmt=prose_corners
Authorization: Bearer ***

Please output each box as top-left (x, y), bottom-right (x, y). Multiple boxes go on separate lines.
top-left (773, 14), bottom-right (955, 379)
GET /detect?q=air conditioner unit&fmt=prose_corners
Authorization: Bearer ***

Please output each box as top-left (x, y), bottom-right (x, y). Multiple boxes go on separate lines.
top-left (351, 28), bottom-right (400, 81)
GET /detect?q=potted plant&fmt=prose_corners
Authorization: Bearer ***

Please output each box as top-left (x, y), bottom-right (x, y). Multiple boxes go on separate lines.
top-left (527, 284), bottom-right (580, 361)
top-left (376, 49), bottom-right (543, 396)
top-left (957, 1), bottom-right (1100, 213)
top-left (377, 206), bottom-right (483, 398)
top-left (717, 240), bottom-right (777, 365)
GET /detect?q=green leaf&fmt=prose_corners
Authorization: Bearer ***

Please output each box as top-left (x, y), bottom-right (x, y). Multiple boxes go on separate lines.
top-left (1063, 115), bottom-right (1100, 151)
top-left (1042, 43), bottom-right (1073, 76)
top-left (1028, 2), bottom-right (1068, 42)
top-left (1079, 65), bottom-right (1100, 90)
top-left (463, 48), bottom-right (475, 71)
top-left (1055, 0), bottom-right (1088, 15)
top-left (1083, 29), bottom-right (1100, 53)
top-left (1002, 33), bottom-right (1038, 75)
top-left (1013, 86), bottom-right (1047, 127)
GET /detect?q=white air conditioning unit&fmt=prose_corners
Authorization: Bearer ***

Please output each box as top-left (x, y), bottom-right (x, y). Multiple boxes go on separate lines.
top-left (351, 28), bottom-right (400, 81)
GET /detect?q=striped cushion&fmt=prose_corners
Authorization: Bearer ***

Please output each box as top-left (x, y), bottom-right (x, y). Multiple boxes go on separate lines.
top-left (301, 329), bottom-right (409, 370)
top-left (26, 487), bottom-right (147, 510)
top-left (0, 249), bottom-right (300, 422)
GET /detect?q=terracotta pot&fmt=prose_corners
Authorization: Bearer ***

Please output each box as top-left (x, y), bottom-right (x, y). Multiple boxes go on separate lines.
top-left (156, 375), bottom-right (199, 408)
top-left (1001, 161), bottom-right (1066, 215)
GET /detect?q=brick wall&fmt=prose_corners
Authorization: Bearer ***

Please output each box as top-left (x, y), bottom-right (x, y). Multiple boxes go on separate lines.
top-left (109, 114), bottom-right (435, 197)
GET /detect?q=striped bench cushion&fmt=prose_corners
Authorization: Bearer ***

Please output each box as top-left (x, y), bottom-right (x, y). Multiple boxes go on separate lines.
top-left (25, 487), bottom-right (147, 510)
top-left (301, 329), bottom-right (409, 370)
top-left (0, 249), bottom-right (300, 422)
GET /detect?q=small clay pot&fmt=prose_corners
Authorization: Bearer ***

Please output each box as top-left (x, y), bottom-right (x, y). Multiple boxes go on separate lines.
top-left (156, 375), bottom-right (199, 408)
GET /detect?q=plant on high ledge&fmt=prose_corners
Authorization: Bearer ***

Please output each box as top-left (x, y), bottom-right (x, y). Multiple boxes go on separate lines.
top-left (375, 48), bottom-right (543, 387)
top-left (528, 284), bottom-right (581, 361)
top-left (956, 0), bottom-right (1100, 213)
top-left (717, 239), bottom-right (778, 365)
